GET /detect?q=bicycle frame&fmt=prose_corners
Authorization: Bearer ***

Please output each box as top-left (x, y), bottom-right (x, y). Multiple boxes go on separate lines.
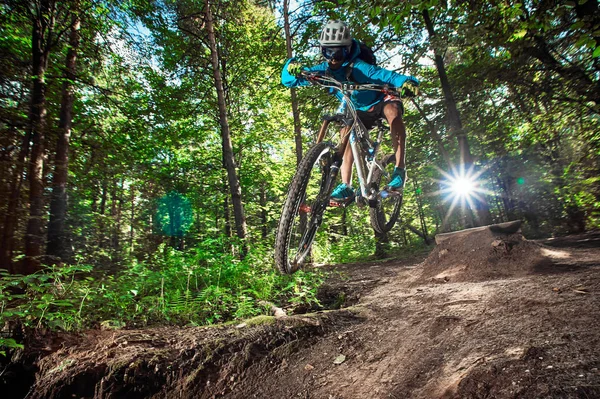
top-left (316, 104), bottom-right (391, 206)
top-left (274, 73), bottom-right (407, 273)
top-left (350, 121), bottom-right (390, 202)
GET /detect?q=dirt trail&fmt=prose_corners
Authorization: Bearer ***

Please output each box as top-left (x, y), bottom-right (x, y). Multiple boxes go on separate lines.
top-left (4, 230), bottom-right (600, 399)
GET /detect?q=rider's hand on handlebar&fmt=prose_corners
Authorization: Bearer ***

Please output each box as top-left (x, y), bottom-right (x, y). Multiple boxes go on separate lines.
top-left (400, 79), bottom-right (420, 98)
top-left (287, 62), bottom-right (304, 77)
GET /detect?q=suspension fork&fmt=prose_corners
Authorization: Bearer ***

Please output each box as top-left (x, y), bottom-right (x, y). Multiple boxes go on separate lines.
top-left (315, 118), bottom-right (344, 198)
top-left (307, 144), bottom-right (343, 228)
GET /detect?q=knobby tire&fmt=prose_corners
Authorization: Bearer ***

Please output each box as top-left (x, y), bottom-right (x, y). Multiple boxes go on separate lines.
top-left (274, 142), bottom-right (335, 274)
top-left (369, 154), bottom-right (403, 234)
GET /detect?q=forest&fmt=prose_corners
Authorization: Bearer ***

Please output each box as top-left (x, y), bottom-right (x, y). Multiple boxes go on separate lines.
top-left (0, 0), bottom-right (599, 351)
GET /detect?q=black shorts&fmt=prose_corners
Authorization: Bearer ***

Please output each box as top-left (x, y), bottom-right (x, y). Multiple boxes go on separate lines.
top-left (356, 100), bottom-right (404, 130)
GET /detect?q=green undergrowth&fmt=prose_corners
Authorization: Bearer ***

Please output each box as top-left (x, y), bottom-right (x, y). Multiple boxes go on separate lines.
top-left (0, 236), bottom-right (433, 355)
top-left (0, 241), bottom-right (326, 354)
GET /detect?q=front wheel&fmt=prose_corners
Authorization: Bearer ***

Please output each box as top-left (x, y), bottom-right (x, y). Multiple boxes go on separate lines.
top-left (274, 142), bottom-right (336, 274)
top-left (369, 154), bottom-right (403, 234)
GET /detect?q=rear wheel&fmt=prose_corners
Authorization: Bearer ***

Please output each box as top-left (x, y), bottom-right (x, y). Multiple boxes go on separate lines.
top-left (369, 154), bottom-right (403, 234)
top-left (274, 142), bottom-right (336, 274)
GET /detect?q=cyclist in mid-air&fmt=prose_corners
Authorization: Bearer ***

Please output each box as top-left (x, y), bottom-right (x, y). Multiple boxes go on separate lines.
top-left (281, 20), bottom-right (420, 205)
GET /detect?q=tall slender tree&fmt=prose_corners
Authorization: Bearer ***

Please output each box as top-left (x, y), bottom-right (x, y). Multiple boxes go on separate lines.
top-left (47, 0), bottom-right (81, 262)
top-left (282, 0), bottom-right (303, 165)
top-left (204, 0), bottom-right (248, 256)
top-left (23, 0), bottom-right (57, 273)
top-left (421, 8), bottom-right (492, 226)
top-left (0, 2), bottom-right (31, 272)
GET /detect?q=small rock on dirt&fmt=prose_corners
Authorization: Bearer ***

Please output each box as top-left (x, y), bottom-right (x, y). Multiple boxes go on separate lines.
top-left (333, 354), bottom-right (346, 365)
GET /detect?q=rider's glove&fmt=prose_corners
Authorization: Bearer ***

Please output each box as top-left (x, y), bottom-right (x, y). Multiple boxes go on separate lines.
top-left (287, 62), bottom-right (304, 77)
top-left (401, 78), bottom-right (420, 98)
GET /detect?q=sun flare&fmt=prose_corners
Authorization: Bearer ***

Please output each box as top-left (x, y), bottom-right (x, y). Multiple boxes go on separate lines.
top-left (429, 164), bottom-right (495, 226)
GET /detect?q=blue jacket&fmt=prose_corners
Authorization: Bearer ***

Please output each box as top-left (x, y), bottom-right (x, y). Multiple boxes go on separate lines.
top-left (281, 40), bottom-right (419, 111)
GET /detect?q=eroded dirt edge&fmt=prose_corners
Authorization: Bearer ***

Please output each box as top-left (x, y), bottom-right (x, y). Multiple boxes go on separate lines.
top-left (3, 231), bottom-right (600, 399)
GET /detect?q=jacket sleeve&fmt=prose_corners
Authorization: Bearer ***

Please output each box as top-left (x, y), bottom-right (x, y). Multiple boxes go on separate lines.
top-left (281, 58), bottom-right (330, 88)
top-left (351, 61), bottom-right (419, 88)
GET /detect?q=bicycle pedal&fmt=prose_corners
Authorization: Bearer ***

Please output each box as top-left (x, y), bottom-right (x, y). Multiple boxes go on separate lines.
top-left (329, 200), bottom-right (346, 208)
top-left (329, 197), bottom-right (354, 208)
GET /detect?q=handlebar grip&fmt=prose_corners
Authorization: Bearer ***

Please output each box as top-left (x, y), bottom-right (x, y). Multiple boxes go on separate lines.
top-left (400, 82), bottom-right (419, 98)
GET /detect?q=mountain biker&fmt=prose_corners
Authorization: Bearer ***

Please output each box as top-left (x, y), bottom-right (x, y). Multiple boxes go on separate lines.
top-left (281, 20), bottom-right (420, 205)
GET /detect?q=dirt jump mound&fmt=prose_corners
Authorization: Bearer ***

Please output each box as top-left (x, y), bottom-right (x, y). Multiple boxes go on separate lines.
top-left (416, 221), bottom-right (551, 284)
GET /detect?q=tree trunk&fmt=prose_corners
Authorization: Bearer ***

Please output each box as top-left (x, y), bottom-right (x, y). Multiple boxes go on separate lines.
top-left (401, 226), bottom-right (409, 246)
top-left (129, 186), bottom-right (135, 253)
top-left (260, 182), bottom-right (268, 240)
top-left (412, 175), bottom-right (430, 243)
top-left (422, 8), bottom-right (492, 227)
top-left (110, 180), bottom-right (121, 255)
top-left (404, 223), bottom-right (432, 244)
top-left (205, 0), bottom-right (247, 257)
top-left (98, 180), bottom-right (108, 248)
top-left (257, 142), bottom-right (269, 240)
top-left (99, 180), bottom-right (107, 215)
top-left (0, 129), bottom-right (18, 216)
top-left (47, 3), bottom-right (80, 263)
top-left (0, 130), bottom-right (31, 272)
top-left (422, 9), bottom-right (470, 165)
top-left (222, 179), bottom-right (231, 239)
top-left (282, 0), bottom-right (303, 164)
top-left (24, 0), bottom-right (55, 274)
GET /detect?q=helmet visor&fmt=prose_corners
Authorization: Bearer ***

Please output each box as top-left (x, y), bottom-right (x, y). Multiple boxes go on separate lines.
top-left (321, 46), bottom-right (348, 62)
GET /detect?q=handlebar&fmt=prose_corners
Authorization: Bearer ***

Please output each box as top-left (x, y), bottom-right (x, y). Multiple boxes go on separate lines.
top-left (299, 71), bottom-right (415, 98)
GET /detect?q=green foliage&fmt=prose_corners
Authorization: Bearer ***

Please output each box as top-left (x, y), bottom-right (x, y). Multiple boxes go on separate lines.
top-left (0, 266), bottom-right (91, 332)
top-left (0, 239), bottom-right (326, 348)
top-left (0, 338), bottom-right (23, 357)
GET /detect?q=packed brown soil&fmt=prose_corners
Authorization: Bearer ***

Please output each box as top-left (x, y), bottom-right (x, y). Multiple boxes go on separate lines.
top-left (417, 229), bottom-right (550, 283)
top-left (3, 229), bottom-right (600, 399)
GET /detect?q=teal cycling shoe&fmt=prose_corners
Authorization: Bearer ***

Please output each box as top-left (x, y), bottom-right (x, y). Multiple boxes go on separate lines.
top-left (330, 183), bottom-right (355, 204)
top-left (387, 167), bottom-right (406, 190)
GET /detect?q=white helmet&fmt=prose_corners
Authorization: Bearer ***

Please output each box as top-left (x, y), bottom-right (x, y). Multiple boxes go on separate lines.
top-left (319, 20), bottom-right (352, 47)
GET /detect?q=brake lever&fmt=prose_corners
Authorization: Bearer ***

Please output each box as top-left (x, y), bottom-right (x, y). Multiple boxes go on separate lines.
top-left (302, 72), bottom-right (327, 83)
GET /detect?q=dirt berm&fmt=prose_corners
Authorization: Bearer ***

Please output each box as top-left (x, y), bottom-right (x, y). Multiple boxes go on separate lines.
top-left (3, 229), bottom-right (600, 398)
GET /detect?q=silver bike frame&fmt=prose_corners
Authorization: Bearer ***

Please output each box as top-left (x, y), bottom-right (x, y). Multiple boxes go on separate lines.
top-left (348, 122), bottom-right (388, 201)
top-left (313, 78), bottom-right (398, 202)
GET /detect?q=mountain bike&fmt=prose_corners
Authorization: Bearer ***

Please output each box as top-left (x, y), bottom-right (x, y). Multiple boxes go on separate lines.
top-left (275, 72), bottom-right (411, 274)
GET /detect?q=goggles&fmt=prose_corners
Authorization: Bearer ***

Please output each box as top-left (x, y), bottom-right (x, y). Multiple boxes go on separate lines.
top-left (321, 46), bottom-right (350, 62)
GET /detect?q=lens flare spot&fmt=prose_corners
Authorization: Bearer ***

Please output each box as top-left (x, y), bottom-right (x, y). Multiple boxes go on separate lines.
top-left (430, 164), bottom-right (496, 226)
top-left (451, 177), bottom-right (475, 198)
